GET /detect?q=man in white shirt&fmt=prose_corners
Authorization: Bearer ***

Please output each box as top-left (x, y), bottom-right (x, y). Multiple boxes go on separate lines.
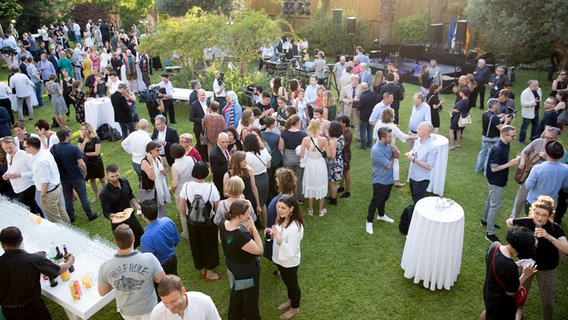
top-left (24, 136), bottom-right (70, 223)
top-left (122, 119), bottom-right (152, 183)
top-left (213, 70), bottom-right (226, 106)
top-left (9, 66), bottom-right (36, 121)
top-left (369, 92), bottom-right (393, 126)
top-left (1, 138), bottom-right (42, 215)
top-left (106, 72), bottom-right (120, 94)
top-left (333, 56), bottom-right (346, 80)
top-left (407, 93), bottom-right (432, 149)
top-left (150, 275), bottom-right (221, 320)
top-left (156, 73), bottom-right (175, 124)
top-left (304, 76), bottom-right (318, 107)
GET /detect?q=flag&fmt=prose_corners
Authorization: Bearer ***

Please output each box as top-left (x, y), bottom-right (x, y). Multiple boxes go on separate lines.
top-left (444, 17), bottom-right (455, 50)
top-left (464, 25), bottom-right (471, 54)
top-left (451, 16), bottom-right (460, 50)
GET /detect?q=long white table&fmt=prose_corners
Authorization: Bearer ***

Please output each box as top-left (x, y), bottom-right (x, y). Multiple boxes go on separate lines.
top-left (408, 133), bottom-right (449, 196)
top-left (171, 88), bottom-right (214, 102)
top-left (400, 196), bottom-right (464, 290)
top-left (0, 197), bottom-right (116, 319)
top-left (84, 98), bottom-right (122, 135)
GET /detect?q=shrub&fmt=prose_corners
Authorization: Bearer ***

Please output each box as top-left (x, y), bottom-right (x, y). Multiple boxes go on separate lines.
top-left (394, 12), bottom-right (428, 44)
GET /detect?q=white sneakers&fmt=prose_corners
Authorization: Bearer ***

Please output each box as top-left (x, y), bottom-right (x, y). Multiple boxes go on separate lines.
top-left (366, 222), bottom-right (374, 234)
top-left (319, 208), bottom-right (327, 217)
top-left (377, 215), bottom-right (394, 223)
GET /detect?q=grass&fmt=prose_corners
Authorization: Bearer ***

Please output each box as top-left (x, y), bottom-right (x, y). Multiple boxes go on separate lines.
top-left (2, 67), bottom-right (567, 320)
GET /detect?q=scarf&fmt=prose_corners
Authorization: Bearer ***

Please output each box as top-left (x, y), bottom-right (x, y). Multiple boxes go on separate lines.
top-left (123, 56), bottom-right (135, 74)
top-left (222, 102), bottom-right (235, 126)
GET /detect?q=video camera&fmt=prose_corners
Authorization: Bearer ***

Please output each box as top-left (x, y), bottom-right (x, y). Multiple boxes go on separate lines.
top-left (137, 86), bottom-right (166, 103)
top-left (0, 47), bottom-right (18, 56)
top-left (218, 72), bottom-right (225, 86)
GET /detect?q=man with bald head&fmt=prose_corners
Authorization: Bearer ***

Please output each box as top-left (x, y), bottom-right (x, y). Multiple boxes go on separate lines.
top-left (190, 88), bottom-right (210, 160)
top-left (405, 122), bottom-right (438, 204)
top-left (122, 119), bottom-right (152, 182)
top-left (210, 132), bottom-right (230, 197)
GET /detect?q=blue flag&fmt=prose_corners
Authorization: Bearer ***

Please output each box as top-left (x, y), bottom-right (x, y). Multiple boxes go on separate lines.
top-left (445, 17), bottom-right (455, 50)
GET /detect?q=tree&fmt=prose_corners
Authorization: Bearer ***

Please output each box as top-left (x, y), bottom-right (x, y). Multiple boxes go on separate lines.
top-left (465, 0), bottom-right (567, 66)
top-left (70, 3), bottom-right (111, 30)
top-left (394, 12), bottom-right (428, 44)
top-left (0, 0), bottom-right (22, 32)
top-left (154, 0), bottom-right (240, 17)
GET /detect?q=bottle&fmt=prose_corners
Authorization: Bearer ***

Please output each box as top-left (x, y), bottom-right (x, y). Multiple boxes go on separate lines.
top-left (55, 246), bottom-right (63, 262)
top-left (49, 277), bottom-right (58, 287)
top-left (63, 245), bottom-right (74, 273)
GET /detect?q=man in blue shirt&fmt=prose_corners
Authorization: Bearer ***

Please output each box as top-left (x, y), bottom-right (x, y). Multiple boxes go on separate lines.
top-left (481, 125), bottom-right (520, 243)
top-left (51, 128), bottom-right (101, 223)
top-left (405, 122), bottom-right (438, 204)
top-left (366, 127), bottom-right (399, 234)
top-left (525, 141), bottom-right (568, 213)
top-left (140, 200), bottom-right (180, 275)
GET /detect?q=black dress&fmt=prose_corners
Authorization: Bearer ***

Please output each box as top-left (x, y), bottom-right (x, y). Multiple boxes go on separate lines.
top-left (62, 77), bottom-right (74, 115)
top-left (426, 92), bottom-right (441, 128)
top-left (79, 136), bottom-right (105, 179)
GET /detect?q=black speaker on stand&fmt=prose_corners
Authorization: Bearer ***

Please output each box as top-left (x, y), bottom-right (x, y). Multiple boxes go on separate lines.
top-left (429, 23), bottom-right (443, 47)
top-left (455, 20), bottom-right (468, 44)
top-left (332, 9), bottom-right (342, 24)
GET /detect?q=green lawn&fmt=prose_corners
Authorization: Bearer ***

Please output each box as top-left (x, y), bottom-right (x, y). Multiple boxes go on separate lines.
top-left (2, 67), bottom-right (567, 320)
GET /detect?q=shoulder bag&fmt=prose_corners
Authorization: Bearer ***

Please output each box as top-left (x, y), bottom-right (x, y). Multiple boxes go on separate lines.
top-left (491, 244), bottom-right (528, 307)
top-left (310, 137), bottom-right (336, 168)
top-left (514, 140), bottom-right (545, 184)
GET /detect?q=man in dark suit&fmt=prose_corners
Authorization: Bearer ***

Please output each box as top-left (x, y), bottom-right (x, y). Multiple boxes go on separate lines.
top-left (189, 80), bottom-right (201, 105)
top-left (189, 89), bottom-right (209, 161)
top-left (111, 83), bottom-right (134, 139)
top-left (380, 73), bottom-right (405, 124)
top-left (48, 49), bottom-right (60, 81)
top-left (210, 132), bottom-right (230, 197)
top-left (99, 20), bottom-right (110, 46)
top-left (151, 114), bottom-right (179, 167)
top-left (356, 83), bottom-right (375, 149)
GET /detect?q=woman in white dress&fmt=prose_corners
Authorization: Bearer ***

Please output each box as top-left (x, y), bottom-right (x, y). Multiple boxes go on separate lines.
top-left (170, 143), bottom-right (195, 239)
top-left (299, 119), bottom-right (330, 216)
top-left (373, 108), bottom-right (417, 188)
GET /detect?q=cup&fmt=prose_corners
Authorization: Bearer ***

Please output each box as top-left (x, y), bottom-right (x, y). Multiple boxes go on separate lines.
top-left (265, 229), bottom-right (272, 241)
top-left (60, 269), bottom-right (71, 281)
top-left (69, 280), bottom-right (82, 300)
top-left (81, 274), bottom-right (92, 288)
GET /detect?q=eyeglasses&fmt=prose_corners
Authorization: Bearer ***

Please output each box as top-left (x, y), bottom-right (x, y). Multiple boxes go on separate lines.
top-left (544, 135), bottom-right (556, 140)
top-left (534, 212), bottom-right (550, 219)
top-left (544, 100), bottom-right (554, 104)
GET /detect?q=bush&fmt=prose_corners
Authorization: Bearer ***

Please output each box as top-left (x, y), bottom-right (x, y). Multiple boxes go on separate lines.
top-left (394, 12), bottom-right (428, 44)
top-left (70, 3), bottom-right (110, 31)
top-left (297, 9), bottom-right (369, 60)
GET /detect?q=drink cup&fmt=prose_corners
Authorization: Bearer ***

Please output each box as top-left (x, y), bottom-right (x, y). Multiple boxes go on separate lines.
top-left (60, 269), bottom-right (71, 281)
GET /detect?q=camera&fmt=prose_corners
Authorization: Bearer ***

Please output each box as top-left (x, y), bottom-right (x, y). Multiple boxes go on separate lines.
top-left (0, 47), bottom-right (17, 56)
top-left (218, 72), bottom-right (225, 86)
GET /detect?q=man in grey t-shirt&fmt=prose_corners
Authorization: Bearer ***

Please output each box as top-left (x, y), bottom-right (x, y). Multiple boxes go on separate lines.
top-left (99, 224), bottom-right (166, 319)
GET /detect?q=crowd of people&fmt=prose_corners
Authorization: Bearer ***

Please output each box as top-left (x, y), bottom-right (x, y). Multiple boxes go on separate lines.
top-left (1, 20), bottom-right (568, 319)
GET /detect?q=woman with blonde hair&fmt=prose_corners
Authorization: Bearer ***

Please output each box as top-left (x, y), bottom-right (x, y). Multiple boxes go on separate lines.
top-left (418, 64), bottom-right (431, 96)
top-left (179, 133), bottom-right (202, 161)
top-left (78, 122), bottom-right (106, 203)
top-left (372, 70), bottom-right (384, 102)
top-left (237, 110), bottom-right (254, 142)
top-left (300, 119), bottom-right (330, 216)
top-left (322, 90), bottom-right (336, 121)
top-left (223, 151), bottom-right (262, 219)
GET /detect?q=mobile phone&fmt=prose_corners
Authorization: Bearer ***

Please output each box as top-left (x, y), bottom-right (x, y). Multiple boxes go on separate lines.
top-left (520, 258), bottom-right (536, 267)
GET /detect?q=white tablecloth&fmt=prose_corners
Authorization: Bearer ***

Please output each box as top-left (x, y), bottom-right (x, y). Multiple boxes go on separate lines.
top-left (400, 196), bottom-right (464, 290)
top-left (409, 133), bottom-right (449, 196)
top-left (0, 198), bottom-right (116, 320)
top-left (171, 88), bottom-right (214, 102)
top-left (84, 98), bottom-right (122, 135)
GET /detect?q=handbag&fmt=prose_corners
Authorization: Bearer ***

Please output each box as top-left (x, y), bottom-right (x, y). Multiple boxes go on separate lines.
top-left (138, 188), bottom-right (157, 204)
top-left (514, 140), bottom-right (545, 184)
top-left (458, 113), bottom-right (472, 127)
top-left (491, 244), bottom-right (528, 307)
top-left (557, 109), bottom-right (568, 125)
top-left (310, 137), bottom-right (336, 167)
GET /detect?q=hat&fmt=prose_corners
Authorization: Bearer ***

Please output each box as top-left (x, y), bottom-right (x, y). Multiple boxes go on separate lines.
top-left (160, 73), bottom-right (170, 78)
top-left (0, 226), bottom-right (23, 245)
top-left (117, 82), bottom-right (128, 89)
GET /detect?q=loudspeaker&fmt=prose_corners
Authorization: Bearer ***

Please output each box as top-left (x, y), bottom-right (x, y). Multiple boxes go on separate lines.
top-left (347, 17), bottom-right (356, 34)
top-left (455, 20), bottom-right (468, 43)
top-left (429, 23), bottom-right (443, 44)
top-left (332, 9), bottom-right (342, 24)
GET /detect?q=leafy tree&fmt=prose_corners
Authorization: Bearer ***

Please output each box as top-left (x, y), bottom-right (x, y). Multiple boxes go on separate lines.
top-left (0, 0), bottom-right (22, 31)
top-left (465, 0), bottom-right (567, 66)
top-left (297, 9), bottom-right (369, 60)
top-left (139, 8), bottom-right (282, 90)
top-left (394, 12), bottom-right (428, 44)
top-left (154, 0), bottom-right (239, 17)
top-left (70, 3), bottom-right (111, 31)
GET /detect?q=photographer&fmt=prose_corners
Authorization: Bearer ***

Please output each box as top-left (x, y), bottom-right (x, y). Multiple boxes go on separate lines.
top-left (474, 98), bottom-right (512, 173)
top-left (155, 73), bottom-right (175, 124)
top-left (213, 70), bottom-right (226, 106)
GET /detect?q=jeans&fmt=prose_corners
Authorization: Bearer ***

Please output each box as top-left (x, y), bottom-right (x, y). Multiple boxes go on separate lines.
top-left (132, 161), bottom-right (142, 184)
top-left (61, 178), bottom-right (94, 221)
top-left (510, 183), bottom-right (528, 218)
top-left (120, 122), bottom-right (135, 139)
top-left (409, 179), bottom-right (430, 204)
top-left (519, 115), bottom-right (539, 143)
top-left (33, 81), bottom-right (43, 106)
top-left (481, 184), bottom-right (504, 235)
top-left (474, 139), bottom-right (497, 173)
top-left (359, 120), bottom-right (373, 148)
top-left (367, 183), bottom-right (393, 222)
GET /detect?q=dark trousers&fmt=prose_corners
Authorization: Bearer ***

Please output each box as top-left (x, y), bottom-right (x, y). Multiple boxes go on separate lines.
top-left (162, 99), bottom-right (175, 123)
top-left (110, 214), bottom-right (145, 249)
top-left (392, 105), bottom-right (400, 124)
top-left (119, 122), bottom-right (135, 139)
top-left (146, 100), bottom-right (161, 125)
top-left (61, 179), bottom-right (93, 221)
top-left (277, 264), bottom-right (301, 308)
top-left (0, 98), bottom-right (14, 124)
top-left (367, 183), bottom-right (393, 222)
top-left (162, 254), bottom-right (178, 275)
top-left (187, 224), bottom-right (219, 270)
top-left (409, 179), bottom-right (430, 204)
top-left (2, 299), bottom-right (52, 320)
top-left (195, 139), bottom-right (208, 162)
top-left (17, 185), bottom-right (42, 215)
top-left (228, 259), bottom-right (261, 320)
top-left (519, 115), bottom-right (539, 143)
top-left (473, 84), bottom-right (486, 108)
top-left (555, 189), bottom-right (568, 224)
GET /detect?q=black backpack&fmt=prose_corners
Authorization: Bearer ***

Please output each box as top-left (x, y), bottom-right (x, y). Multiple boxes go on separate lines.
top-left (97, 123), bottom-right (112, 141)
top-left (399, 205), bottom-right (415, 235)
top-left (186, 184), bottom-right (214, 227)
